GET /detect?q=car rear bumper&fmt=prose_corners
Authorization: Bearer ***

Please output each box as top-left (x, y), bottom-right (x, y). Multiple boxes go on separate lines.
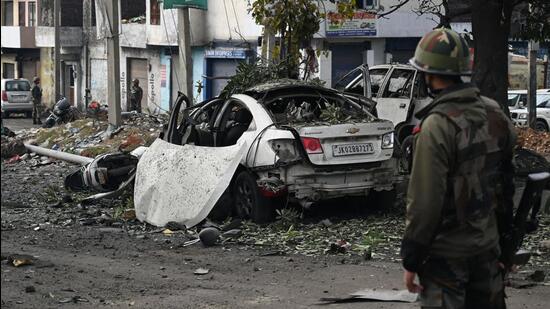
top-left (260, 159), bottom-right (401, 201)
top-left (1, 102), bottom-right (33, 112)
top-left (512, 119), bottom-right (528, 127)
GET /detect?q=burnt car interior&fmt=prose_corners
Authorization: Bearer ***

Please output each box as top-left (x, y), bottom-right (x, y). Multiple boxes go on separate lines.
top-left (218, 102), bottom-right (253, 146)
top-left (172, 98), bottom-right (253, 147)
top-left (262, 89), bottom-right (374, 125)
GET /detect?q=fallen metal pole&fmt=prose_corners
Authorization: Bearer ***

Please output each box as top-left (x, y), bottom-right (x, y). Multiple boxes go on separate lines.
top-left (24, 143), bottom-right (94, 165)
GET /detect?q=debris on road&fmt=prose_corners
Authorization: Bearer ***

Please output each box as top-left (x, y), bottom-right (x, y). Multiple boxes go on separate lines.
top-left (164, 221), bottom-right (187, 231)
top-left (328, 240), bottom-right (352, 254)
top-left (517, 128), bottom-right (550, 156)
top-left (320, 288), bottom-right (418, 304)
top-left (58, 296), bottom-right (89, 304)
top-left (134, 138), bottom-right (247, 228)
top-left (527, 270), bottom-right (546, 282)
top-left (193, 268), bottom-right (210, 275)
top-left (5, 154), bottom-right (22, 164)
top-left (7, 254), bottom-right (34, 267)
top-left (199, 227), bottom-right (221, 246)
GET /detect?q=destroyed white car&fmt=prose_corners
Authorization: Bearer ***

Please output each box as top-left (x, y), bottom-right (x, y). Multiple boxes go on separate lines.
top-left (160, 81), bottom-right (398, 223)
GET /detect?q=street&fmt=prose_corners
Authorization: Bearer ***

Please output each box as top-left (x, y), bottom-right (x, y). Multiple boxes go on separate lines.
top-left (2, 116), bottom-right (42, 132)
top-left (1, 116), bottom-right (549, 308)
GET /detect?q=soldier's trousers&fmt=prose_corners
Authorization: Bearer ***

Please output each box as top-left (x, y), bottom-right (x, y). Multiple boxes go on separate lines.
top-left (130, 100), bottom-right (142, 113)
top-left (32, 104), bottom-right (41, 123)
top-left (418, 249), bottom-right (505, 309)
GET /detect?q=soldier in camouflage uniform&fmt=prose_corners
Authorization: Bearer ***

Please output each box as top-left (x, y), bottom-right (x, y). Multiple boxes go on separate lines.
top-left (401, 28), bottom-right (516, 308)
top-left (31, 77), bottom-right (43, 125)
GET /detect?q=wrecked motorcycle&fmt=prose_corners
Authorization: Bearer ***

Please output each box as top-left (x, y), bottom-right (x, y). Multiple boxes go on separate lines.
top-left (42, 97), bottom-right (80, 128)
top-left (64, 149), bottom-right (146, 202)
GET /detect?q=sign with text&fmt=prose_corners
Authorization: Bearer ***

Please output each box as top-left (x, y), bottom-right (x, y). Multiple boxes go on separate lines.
top-left (163, 0), bottom-right (207, 10)
top-left (205, 48), bottom-right (248, 59)
top-left (326, 11), bottom-right (377, 37)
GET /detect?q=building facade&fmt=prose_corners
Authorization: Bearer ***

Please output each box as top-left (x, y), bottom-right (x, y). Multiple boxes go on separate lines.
top-left (5, 1), bottom-right (544, 113)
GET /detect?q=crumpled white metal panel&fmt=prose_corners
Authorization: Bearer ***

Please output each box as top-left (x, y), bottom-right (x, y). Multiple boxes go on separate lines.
top-left (134, 139), bottom-right (246, 228)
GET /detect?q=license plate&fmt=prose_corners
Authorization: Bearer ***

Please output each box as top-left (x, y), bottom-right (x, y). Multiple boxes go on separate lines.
top-left (332, 143), bottom-right (374, 157)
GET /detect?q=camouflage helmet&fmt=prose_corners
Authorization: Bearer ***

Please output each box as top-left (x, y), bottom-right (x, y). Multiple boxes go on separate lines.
top-left (409, 28), bottom-right (471, 75)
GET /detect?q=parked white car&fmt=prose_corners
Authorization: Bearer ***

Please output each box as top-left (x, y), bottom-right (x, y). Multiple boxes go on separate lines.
top-left (334, 64), bottom-right (432, 171)
top-left (1, 78), bottom-right (33, 118)
top-left (510, 89), bottom-right (550, 131)
top-left (164, 81), bottom-right (399, 222)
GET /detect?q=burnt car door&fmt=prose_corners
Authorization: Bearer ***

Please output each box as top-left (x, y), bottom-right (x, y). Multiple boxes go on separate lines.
top-left (165, 92), bottom-right (224, 146)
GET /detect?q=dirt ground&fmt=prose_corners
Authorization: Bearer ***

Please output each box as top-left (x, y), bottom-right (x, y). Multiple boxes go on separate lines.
top-left (2, 159), bottom-right (550, 308)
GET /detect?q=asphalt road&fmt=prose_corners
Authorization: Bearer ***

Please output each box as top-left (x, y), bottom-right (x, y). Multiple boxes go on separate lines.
top-left (1, 159), bottom-right (549, 308)
top-left (2, 114), bottom-right (42, 132)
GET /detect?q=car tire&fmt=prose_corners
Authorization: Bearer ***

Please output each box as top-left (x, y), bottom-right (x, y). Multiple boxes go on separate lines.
top-left (3, 111), bottom-right (9, 118)
top-left (25, 111), bottom-right (32, 118)
top-left (208, 190), bottom-right (234, 222)
top-left (535, 120), bottom-right (549, 132)
top-left (399, 135), bottom-right (415, 173)
top-left (233, 171), bottom-right (277, 223)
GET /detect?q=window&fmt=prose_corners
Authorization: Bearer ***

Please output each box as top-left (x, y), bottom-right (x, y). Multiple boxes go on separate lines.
top-left (121, 0), bottom-right (145, 23)
top-left (369, 68), bottom-right (389, 95)
top-left (2, 63), bottom-right (15, 78)
top-left (2, 0), bottom-right (14, 26)
top-left (381, 69), bottom-right (415, 99)
top-left (333, 67), bottom-right (362, 91)
top-left (150, 0), bottom-right (160, 25)
top-left (5, 80), bottom-right (31, 91)
top-left (28, 1), bottom-right (35, 26)
top-left (61, 1), bottom-right (83, 26)
top-left (18, 1), bottom-right (25, 26)
top-left (356, 0), bottom-right (378, 9)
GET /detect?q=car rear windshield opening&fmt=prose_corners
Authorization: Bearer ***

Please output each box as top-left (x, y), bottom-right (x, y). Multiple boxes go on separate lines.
top-left (5, 81), bottom-right (31, 91)
top-left (264, 93), bottom-right (374, 125)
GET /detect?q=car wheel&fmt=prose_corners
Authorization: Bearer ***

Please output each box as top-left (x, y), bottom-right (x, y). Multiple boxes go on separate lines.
top-left (535, 120), bottom-right (549, 132)
top-left (208, 190), bottom-right (234, 222)
top-left (25, 111), bottom-right (32, 118)
top-left (3, 111), bottom-right (9, 118)
top-left (233, 171), bottom-right (276, 223)
top-left (399, 135), bottom-right (415, 173)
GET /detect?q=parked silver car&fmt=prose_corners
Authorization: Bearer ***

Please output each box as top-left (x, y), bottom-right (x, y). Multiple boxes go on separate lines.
top-left (1, 78), bottom-right (33, 118)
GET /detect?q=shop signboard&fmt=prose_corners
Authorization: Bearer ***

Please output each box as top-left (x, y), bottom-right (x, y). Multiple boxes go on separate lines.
top-left (326, 11), bottom-right (377, 37)
top-left (163, 0), bottom-right (207, 10)
top-left (205, 48), bottom-right (248, 59)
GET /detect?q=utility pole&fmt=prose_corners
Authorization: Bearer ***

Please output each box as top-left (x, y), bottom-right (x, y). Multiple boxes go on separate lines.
top-left (177, 8), bottom-right (193, 99)
top-left (105, 0), bottom-right (122, 129)
top-left (527, 40), bottom-right (539, 129)
top-left (54, 0), bottom-right (61, 102)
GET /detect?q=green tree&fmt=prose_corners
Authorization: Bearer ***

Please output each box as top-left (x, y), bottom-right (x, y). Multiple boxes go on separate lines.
top-left (249, 0), bottom-right (355, 78)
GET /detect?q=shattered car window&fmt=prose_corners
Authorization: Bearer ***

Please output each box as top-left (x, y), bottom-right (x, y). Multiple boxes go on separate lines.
top-left (264, 92), bottom-right (375, 125)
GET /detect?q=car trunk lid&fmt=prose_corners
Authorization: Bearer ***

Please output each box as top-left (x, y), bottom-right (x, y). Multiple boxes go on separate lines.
top-left (296, 121), bottom-right (394, 165)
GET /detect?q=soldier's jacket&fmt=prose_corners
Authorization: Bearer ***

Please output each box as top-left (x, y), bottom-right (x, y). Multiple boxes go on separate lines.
top-left (401, 83), bottom-right (516, 272)
top-left (31, 85), bottom-right (42, 105)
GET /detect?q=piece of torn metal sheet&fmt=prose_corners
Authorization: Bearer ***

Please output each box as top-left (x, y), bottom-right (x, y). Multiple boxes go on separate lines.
top-left (134, 138), bottom-right (246, 228)
top-left (320, 288), bottom-right (418, 304)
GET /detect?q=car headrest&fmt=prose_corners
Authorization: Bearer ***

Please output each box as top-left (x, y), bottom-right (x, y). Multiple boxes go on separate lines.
top-left (233, 109), bottom-right (252, 123)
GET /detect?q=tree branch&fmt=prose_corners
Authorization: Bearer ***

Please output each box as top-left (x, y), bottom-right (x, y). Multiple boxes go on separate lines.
top-left (377, 0), bottom-right (411, 18)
